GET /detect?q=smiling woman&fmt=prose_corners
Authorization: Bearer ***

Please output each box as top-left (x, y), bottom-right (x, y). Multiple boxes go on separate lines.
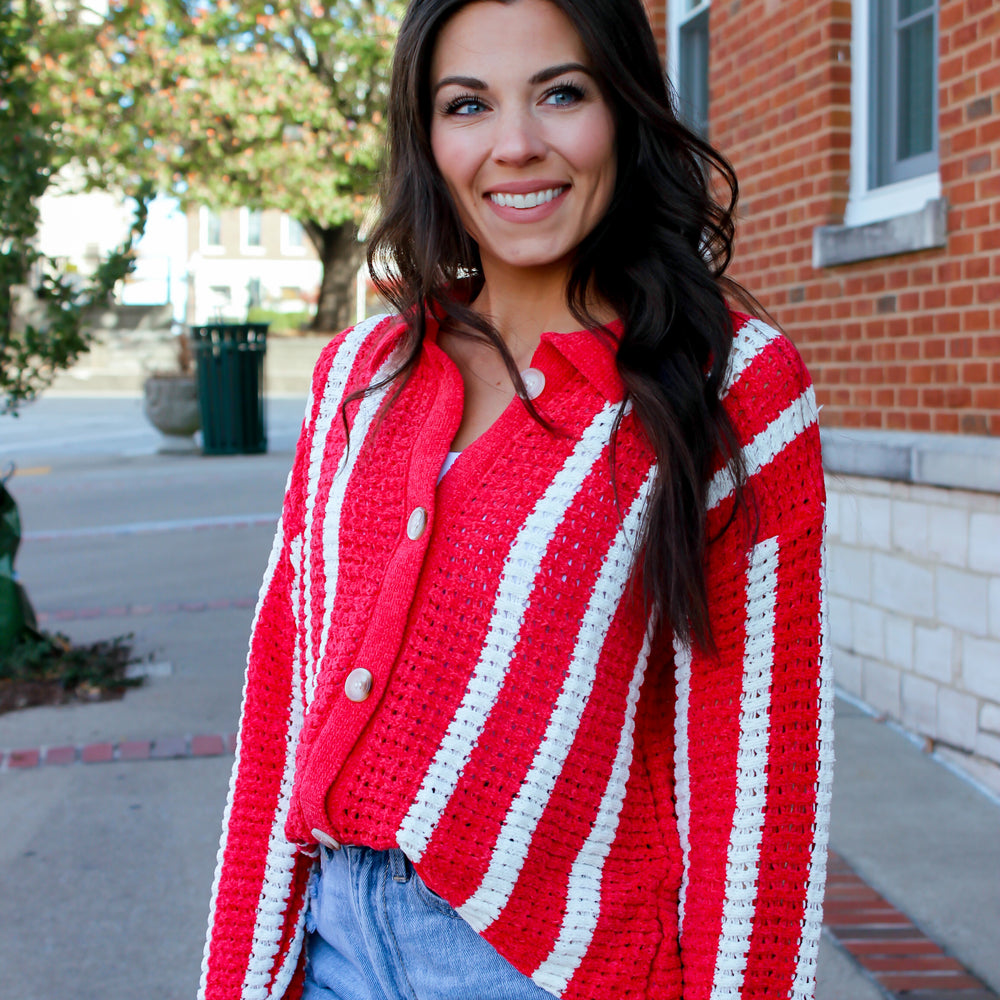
top-left (199, 2), bottom-right (831, 999)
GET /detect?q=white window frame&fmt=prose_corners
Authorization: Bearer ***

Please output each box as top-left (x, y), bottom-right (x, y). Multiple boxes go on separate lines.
top-left (200, 206), bottom-right (224, 255)
top-left (668, 0), bottom-right (710, 138)
top-left (240, 207), bottom-right (265, 255)
top-left (845, 0), bottom-right (940, 227)
top-left (280, 214), bottom-right (308, 256)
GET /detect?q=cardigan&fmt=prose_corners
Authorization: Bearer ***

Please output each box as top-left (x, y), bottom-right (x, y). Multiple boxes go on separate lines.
top-left (199, 309), bottom-right (832, 1000)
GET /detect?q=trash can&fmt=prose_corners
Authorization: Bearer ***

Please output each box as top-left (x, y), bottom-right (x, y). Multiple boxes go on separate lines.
top-left (190, 322), bottom-right (268, 455)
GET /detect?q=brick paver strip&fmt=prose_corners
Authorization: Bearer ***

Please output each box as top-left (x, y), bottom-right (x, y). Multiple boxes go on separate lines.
top-left (119, 740), bottom-right (152, 761)
top-left (880, 974), bottom-right (987, 992)
top-left (191, 734), bottom-right (225, 756)
top-left (8, 748), bottom-right (40, 768)
top-left (81, 742), bottom-right (114, 763)
top-left (44, 746), bottom-right (76, 766)
top-left (825, 850), bottom-right (997, 999)
top-left (151, 736), bottom-right (188, 759)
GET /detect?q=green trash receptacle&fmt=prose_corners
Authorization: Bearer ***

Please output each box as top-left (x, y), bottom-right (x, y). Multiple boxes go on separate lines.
top-left (190, 322), bottom-right (269, 455)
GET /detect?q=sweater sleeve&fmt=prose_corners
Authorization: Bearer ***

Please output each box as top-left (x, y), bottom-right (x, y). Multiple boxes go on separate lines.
top-left (674, 326), bottom-right (833, 1000)
top-left (199, 321), bottom-right (385, 1000)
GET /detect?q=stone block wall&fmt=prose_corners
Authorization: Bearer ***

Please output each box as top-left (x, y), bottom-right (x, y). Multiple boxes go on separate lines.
top-left (826, 470), bottom-right (1000, 792)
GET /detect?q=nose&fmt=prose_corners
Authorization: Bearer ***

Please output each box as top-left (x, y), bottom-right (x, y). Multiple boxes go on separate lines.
top-left (490, 108), bottom-right (546, 166)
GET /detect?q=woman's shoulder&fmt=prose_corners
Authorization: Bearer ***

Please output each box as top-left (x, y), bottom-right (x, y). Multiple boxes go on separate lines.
top-left (308, 313), bottom-right (409, 397)
top-left (722, 311), bottom-right (813, 406)
top-left (714, 312), bottom-right (822, 501)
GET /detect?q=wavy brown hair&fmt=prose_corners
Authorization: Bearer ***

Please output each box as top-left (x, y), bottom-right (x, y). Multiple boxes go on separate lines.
top-left (365, 0), bottom-right (751, 652)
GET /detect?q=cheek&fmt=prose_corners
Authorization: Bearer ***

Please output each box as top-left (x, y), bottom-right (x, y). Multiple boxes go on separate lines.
top-left (431, 128), bottom-right (475, 196)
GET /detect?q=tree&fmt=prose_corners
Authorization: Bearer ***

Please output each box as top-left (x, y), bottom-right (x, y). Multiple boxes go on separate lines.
top-left (41, 0), bottom-right (403, 333)
top-left (1, 0), bottom-right (147, 416)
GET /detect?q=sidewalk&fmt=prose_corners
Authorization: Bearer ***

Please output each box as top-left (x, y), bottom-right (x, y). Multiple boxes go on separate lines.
top-left (1, 398), bottom-right (998, 1000)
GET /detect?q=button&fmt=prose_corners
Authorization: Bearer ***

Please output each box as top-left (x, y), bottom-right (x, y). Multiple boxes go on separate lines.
top-left (520, 367), bottom-right (545, 400)
top-left (406, 506), bottom-right (428, 540)
top-left (311, 828), bottom-right (341, 850)
top-left (344, 667), bottom-right (373, 702)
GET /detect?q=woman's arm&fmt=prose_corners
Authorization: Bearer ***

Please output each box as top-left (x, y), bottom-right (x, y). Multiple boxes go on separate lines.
top-left (198, 317), bottom-right (393, 1000)
top-left (676, 323), bottom-right (833, 1000)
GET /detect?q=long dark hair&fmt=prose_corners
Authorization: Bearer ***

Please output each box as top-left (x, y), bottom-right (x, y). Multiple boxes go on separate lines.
top-left (366, 0), bottom-right (749, 652)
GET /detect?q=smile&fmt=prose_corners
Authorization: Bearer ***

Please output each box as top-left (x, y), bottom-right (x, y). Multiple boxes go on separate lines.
top-left (488, 186), bottom-right (567, 209)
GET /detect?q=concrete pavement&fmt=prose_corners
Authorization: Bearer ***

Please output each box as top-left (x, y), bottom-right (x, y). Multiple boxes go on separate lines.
top-left (1, 397), bottom-right (998, 1000)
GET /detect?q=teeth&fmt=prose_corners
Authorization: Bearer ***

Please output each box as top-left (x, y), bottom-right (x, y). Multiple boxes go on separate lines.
top-left (490, 187), bottom-right (565, 209)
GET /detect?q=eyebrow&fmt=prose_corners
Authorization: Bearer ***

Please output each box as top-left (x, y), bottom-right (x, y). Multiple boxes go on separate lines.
top-left (432, 62), bottom-right (593, 96)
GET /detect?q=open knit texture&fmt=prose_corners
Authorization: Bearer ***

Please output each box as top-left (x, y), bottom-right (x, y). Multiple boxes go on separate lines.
top-left (199, 311), bottom-right (832, 1000)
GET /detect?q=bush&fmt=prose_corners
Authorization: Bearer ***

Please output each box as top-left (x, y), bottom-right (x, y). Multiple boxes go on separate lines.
top-left (0, 630), bottom-right (143, 714)
top-left (246, 307), bottom-right (311, 333)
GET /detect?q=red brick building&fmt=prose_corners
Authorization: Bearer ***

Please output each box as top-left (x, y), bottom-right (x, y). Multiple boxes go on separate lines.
top-left (648, 0), bottom-right (1000, 792)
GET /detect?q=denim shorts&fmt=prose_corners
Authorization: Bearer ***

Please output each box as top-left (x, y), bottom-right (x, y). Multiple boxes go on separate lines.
top-left (303, 845), bottom-right (555, 1000)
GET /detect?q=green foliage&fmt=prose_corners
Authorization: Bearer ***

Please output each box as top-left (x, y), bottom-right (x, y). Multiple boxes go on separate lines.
top-left (246, 306), bottom-right (311, 331)
top-left (0, 0), bottom-right (149, 414)
top-left (41, 0), bottom-right (403, 227)
top-left (0, 631), bottom-right (142, 702)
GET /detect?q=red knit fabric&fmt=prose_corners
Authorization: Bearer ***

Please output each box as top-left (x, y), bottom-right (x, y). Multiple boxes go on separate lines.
top-left (199, 311), bottom-right (832, 1000)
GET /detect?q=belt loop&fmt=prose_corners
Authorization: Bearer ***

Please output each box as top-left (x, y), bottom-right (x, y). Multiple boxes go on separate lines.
top-left (388, 849), bottom-right (410, 883)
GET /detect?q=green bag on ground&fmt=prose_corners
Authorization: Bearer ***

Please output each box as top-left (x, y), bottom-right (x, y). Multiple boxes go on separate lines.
top-left (0, 474), bottom-right (38, 655)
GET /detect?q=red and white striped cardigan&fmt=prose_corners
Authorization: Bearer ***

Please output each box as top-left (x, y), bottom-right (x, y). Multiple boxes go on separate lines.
top-left (200, 310), bottom-right (832, 1000)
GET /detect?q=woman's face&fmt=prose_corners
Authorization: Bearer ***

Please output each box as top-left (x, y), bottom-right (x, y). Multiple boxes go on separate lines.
top-left (429, 0), bottom-right (617, 278)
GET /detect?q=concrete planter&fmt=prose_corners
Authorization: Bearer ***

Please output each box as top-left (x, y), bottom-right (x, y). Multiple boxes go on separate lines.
top-left (142, 374), bottom-right (201, 452)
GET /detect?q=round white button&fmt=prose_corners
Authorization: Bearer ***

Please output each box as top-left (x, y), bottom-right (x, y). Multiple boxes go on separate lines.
top-left (406, 506), bottom-right (428, 540)
top-left (311, 828), bottom-right (341, 850)
top-left (520, 367), bottom-right (545, 400)
top-left (344, 667), bottom-right (373, 702)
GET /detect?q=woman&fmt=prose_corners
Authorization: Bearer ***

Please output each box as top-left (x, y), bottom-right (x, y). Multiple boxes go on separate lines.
top-left (199, 0), bottom-right (831, 998)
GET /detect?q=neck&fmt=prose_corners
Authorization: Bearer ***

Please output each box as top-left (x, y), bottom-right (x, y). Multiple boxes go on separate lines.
top-left (472, 258), bottom-right (612, 359)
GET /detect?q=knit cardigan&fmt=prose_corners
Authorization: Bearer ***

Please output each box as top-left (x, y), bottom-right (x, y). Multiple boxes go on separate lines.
top-left (200, 310), bottom-right (832, 1000)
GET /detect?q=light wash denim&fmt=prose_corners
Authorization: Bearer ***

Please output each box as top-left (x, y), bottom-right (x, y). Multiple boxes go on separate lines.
top-left (303, 846), bottom-right (555, 1000)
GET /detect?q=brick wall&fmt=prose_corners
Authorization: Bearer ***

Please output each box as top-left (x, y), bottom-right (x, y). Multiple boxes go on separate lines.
top-left (660, 0), bottom-right (1000, 435)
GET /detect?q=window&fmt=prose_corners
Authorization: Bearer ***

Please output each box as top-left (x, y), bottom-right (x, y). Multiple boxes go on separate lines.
top-left (202, 207), bottom-right (223, 250)
top-left (870, 0), bottom-right (938, 188)
top-left (669, 0), bottom-right (710, 138)
top-left (246, 208), bottom-right (264, 248)
top-left (842, 0), bottom-right (941, 228)
top-left (247, 277), bottom-right (262, 309)
top-left (281, 214), bottom-right (307, 254)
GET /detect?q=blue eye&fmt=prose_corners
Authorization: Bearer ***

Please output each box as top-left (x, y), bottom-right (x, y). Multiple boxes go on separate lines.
top-left (543, 83), bottom-right (586, 106)
top-left (443, 94), bottom-right (487, 116)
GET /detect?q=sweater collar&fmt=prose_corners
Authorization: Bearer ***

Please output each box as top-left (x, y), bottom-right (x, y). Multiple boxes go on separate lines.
top-left (367, 311), bottom-right (626, 404)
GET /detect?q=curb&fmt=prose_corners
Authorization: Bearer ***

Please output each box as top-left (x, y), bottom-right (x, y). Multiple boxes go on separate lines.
top-left (1, 732), bottom-right (237, 770)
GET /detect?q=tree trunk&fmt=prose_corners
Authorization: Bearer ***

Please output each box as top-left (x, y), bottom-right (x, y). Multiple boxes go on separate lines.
top-left (305, 221), bottom-right (367, 333)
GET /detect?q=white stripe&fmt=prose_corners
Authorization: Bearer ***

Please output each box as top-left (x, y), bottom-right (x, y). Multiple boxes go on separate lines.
top-left (790, 521), bottom-right (834, 1000)
top-left (397, 401), bottom-right (624, 863)
top-left (707, 386), bottom-right (818, 511)
top-left (458, 468), bottom-right (656, 932)
top-left (723, 318), bottom-right (779, 397)
top-left (199, 515), bottom-right (285, 999)
top-left (241, 538), bottom-right (309, 998)
top-left (532, 617), bottom-right (655, 996)
top-left (303, 314), bottom-right (388, 703)
top-left (672, 635), bottom-right (693, 937)
top-left (708, 536), bottom-right (779, 1000)
top-left (270, 889), bottom-right (311, 998)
